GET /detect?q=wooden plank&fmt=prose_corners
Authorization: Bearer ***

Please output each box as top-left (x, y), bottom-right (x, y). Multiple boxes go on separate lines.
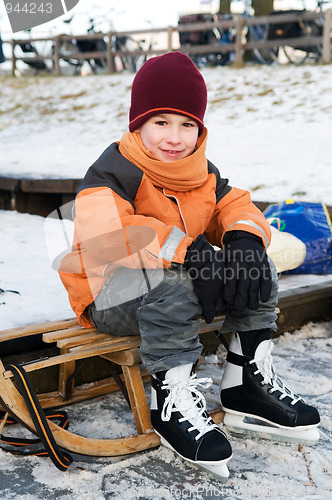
top-left (0, 176), bottom-right (20, 191)
top-left (245, 35), bottom-right (323, 51)
top-left (43, 326), bottom-right (97, 344)
top-left (101, 349), bottom-right (141, 367)
top-left (37, 376), bottom-right (120, 408)
top-left (122, 365), bottom-right (153, 434)
top-left (322, 9), bottom-right (332, 64)
top-left (20, 179), bottom-right (82, 194)
top-left (209, 407), bottom-right (225, 425)
top-left (199, 316), bottom-right (225, 333)
top-left (58, 347), bottom-right (75, 397)
top-left (69, 335), bottom-right (141, 353)
top-left (56, 332), bottom-right (109, 349)
top-left (0, 318), bottom-right (77, 342)
top-left (3, 338), bottom-right (141, 378)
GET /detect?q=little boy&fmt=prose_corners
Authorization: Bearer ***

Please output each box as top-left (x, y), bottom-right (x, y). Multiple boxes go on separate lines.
top-left (59, 52), bottom-right (320, 480)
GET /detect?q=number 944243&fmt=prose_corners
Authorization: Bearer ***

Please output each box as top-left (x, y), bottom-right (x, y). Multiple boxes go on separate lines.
top-left (5, 2), bottom-right (53, 14)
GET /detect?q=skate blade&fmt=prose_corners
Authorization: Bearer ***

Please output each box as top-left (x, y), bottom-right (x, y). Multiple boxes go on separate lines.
top-left (223, 411), bottom-right (320, 446)
top-left (195, 461), bottom-right (230, 483)
top-left (159, 435), bottom-right (231, 481)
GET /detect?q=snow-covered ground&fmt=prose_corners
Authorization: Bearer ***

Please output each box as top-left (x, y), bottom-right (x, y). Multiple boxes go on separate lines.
top-left (1, 62), bottom-right (332, 203)
top-left (1, 62), bottom-right (332, 498)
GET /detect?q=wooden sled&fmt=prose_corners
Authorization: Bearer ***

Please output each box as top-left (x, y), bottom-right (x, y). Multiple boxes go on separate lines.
top-left (0, 316), bottom-right (225, 457)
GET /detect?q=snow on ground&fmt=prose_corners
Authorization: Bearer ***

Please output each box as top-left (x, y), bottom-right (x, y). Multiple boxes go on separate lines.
top-left (1, 63), bottom-right (332, 203)
top-left (1, 62), bottom-right (332, 498)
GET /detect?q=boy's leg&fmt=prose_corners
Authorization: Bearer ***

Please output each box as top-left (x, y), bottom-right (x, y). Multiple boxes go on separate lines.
top-left (220, 256), bottom-right (279, 335)
top-left (88, 267), bottom-right (232, 479)
top-left (137, 268), bottom-right (203, 373)
top-left (219, 258), bottom-right (320, 444)
top-left (88, 267), bottom-right (203, 372)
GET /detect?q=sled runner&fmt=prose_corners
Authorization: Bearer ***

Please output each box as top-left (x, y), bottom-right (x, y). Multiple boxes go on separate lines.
top-left (0, 316), bottom-right (225, 460)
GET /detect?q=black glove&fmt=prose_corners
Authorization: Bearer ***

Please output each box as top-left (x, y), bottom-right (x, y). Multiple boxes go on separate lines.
top-left (222, 230), bottom-right (272, 310)
top-left (184, 234), bottom-right (225, 324)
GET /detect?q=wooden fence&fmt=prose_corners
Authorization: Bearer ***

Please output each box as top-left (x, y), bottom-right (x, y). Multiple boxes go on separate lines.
top-left (3, 10), bottom-right (332, 75)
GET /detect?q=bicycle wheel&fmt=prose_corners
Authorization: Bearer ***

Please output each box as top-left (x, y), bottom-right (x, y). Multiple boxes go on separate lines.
top-left (53, 40), bottom-right (82, 74)
top-left (247, 24), bottom-right (277, 64)
top-left (282, 46), bottom-right (309, 64)
top-left (114, 36), bottom-right (137, 73)
top-left (133, 54), bottom-right (146, 72)
top-left (86, 38), bottom-right (108, 73)
top-left (282, 16), bottom-right (322, 64)
top-left (189, 53), bottom-right (209, 68)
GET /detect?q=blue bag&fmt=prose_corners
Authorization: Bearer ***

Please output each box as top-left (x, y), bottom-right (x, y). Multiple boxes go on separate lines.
top-left (264, 200), bottom-right (332, 274)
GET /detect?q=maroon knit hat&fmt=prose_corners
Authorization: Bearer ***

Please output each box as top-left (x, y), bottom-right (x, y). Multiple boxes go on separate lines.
top-left (129, 51), bottom-right (207, 135)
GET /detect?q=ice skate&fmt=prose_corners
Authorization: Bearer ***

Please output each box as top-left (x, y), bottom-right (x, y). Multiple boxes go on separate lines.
top-left (151, 363), bottom-right (232, 481)
top-left (220, 331), bottom-right (320, 445)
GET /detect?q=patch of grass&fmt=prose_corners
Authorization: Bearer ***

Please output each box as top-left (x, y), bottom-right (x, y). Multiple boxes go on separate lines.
top-left (257, 89), bottom-right (273, 96)
top-left (251, 184), bottom-right (266, 191)
top-left (291, 190), bottom-right (307, 197)
top-left (210, 96), bottom-right (231, 104)
top-left (72, 105), bottom-right (85, 112)
top-left (39, 106), bottom-right (58, 115)
top-left (0, 103), bottom-right (24, 114)
top-left (61, 91), bottom-right (87, 99)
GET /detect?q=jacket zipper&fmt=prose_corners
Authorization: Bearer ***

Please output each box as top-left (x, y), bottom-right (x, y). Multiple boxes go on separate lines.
top-left (163, 189), bottom-right (188, 235)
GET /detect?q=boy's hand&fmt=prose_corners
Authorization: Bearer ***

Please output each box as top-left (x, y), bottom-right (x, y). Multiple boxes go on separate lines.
top-left (222, 231), bottom-right (272, 310)
top-left (184, 234), bottom-right (225, 324)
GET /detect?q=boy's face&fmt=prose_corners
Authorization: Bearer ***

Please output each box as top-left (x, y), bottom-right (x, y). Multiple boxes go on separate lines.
top-left (138, 113), bottom-right (199, 162)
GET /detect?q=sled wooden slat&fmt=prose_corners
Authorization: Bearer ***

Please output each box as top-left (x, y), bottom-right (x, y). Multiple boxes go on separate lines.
top-left (42, 325), bottom-right (97, 343)
top-left (37, 371), bottom-right (152, 410)
top-left (55, 331), bottom-right (109, 349)
top-left (0, 318), bottom-right (78, 342)
top-left (122, 364), bottom-right (153, 434)
top-left (101, 348), bottom-right (142, 367)
top-left (3, 338), bottom-right (141, 378)
top-left (69, 335), bottom-right (141, 353)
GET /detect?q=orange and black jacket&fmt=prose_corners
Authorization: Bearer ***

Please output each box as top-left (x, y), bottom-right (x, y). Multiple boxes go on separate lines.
top-left (59, 143), bottom-right (271, 327)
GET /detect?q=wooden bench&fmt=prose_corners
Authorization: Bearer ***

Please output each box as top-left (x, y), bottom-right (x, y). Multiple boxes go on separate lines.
top-left (0, 316), bottom-right (226, 457)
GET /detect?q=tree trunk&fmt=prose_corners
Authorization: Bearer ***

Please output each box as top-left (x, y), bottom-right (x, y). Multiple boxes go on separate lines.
top-left (219, 1), bottom-right (231, 14)
top-left (252, 0), bottom-right (274, 16)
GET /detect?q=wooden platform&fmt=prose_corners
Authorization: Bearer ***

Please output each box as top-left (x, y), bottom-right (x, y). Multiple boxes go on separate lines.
top-left (2, 175), bottom-right (332, 219)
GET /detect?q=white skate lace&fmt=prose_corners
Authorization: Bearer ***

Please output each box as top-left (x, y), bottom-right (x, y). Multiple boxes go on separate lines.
top-left (160, 374), bottom-right (218, 440)
top-left (249, 341), bottom-right (302, 406)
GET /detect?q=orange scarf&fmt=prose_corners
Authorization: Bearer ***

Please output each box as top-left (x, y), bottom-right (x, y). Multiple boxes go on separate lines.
top-left (118, 128), bottom-right (208, 192)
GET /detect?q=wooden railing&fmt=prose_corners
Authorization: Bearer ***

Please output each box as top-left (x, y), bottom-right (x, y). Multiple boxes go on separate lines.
top-left (3, 10), bottom-right (332, 75)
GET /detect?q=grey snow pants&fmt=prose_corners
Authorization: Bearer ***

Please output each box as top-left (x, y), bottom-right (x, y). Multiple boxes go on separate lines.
top-left (87, 258), bottom-right (279, 375)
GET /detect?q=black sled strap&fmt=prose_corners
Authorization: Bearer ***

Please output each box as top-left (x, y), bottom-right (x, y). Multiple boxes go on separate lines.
top-left (0, 410), bottom-right (69, 457)
top-left (2, 363), bottom-right (73, 471)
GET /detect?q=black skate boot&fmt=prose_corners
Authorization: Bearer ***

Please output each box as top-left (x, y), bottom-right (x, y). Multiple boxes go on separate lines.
top-left (220, 330), bottom-right (320, 445)
top-left (151, 363), bottom-right (232, 480)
